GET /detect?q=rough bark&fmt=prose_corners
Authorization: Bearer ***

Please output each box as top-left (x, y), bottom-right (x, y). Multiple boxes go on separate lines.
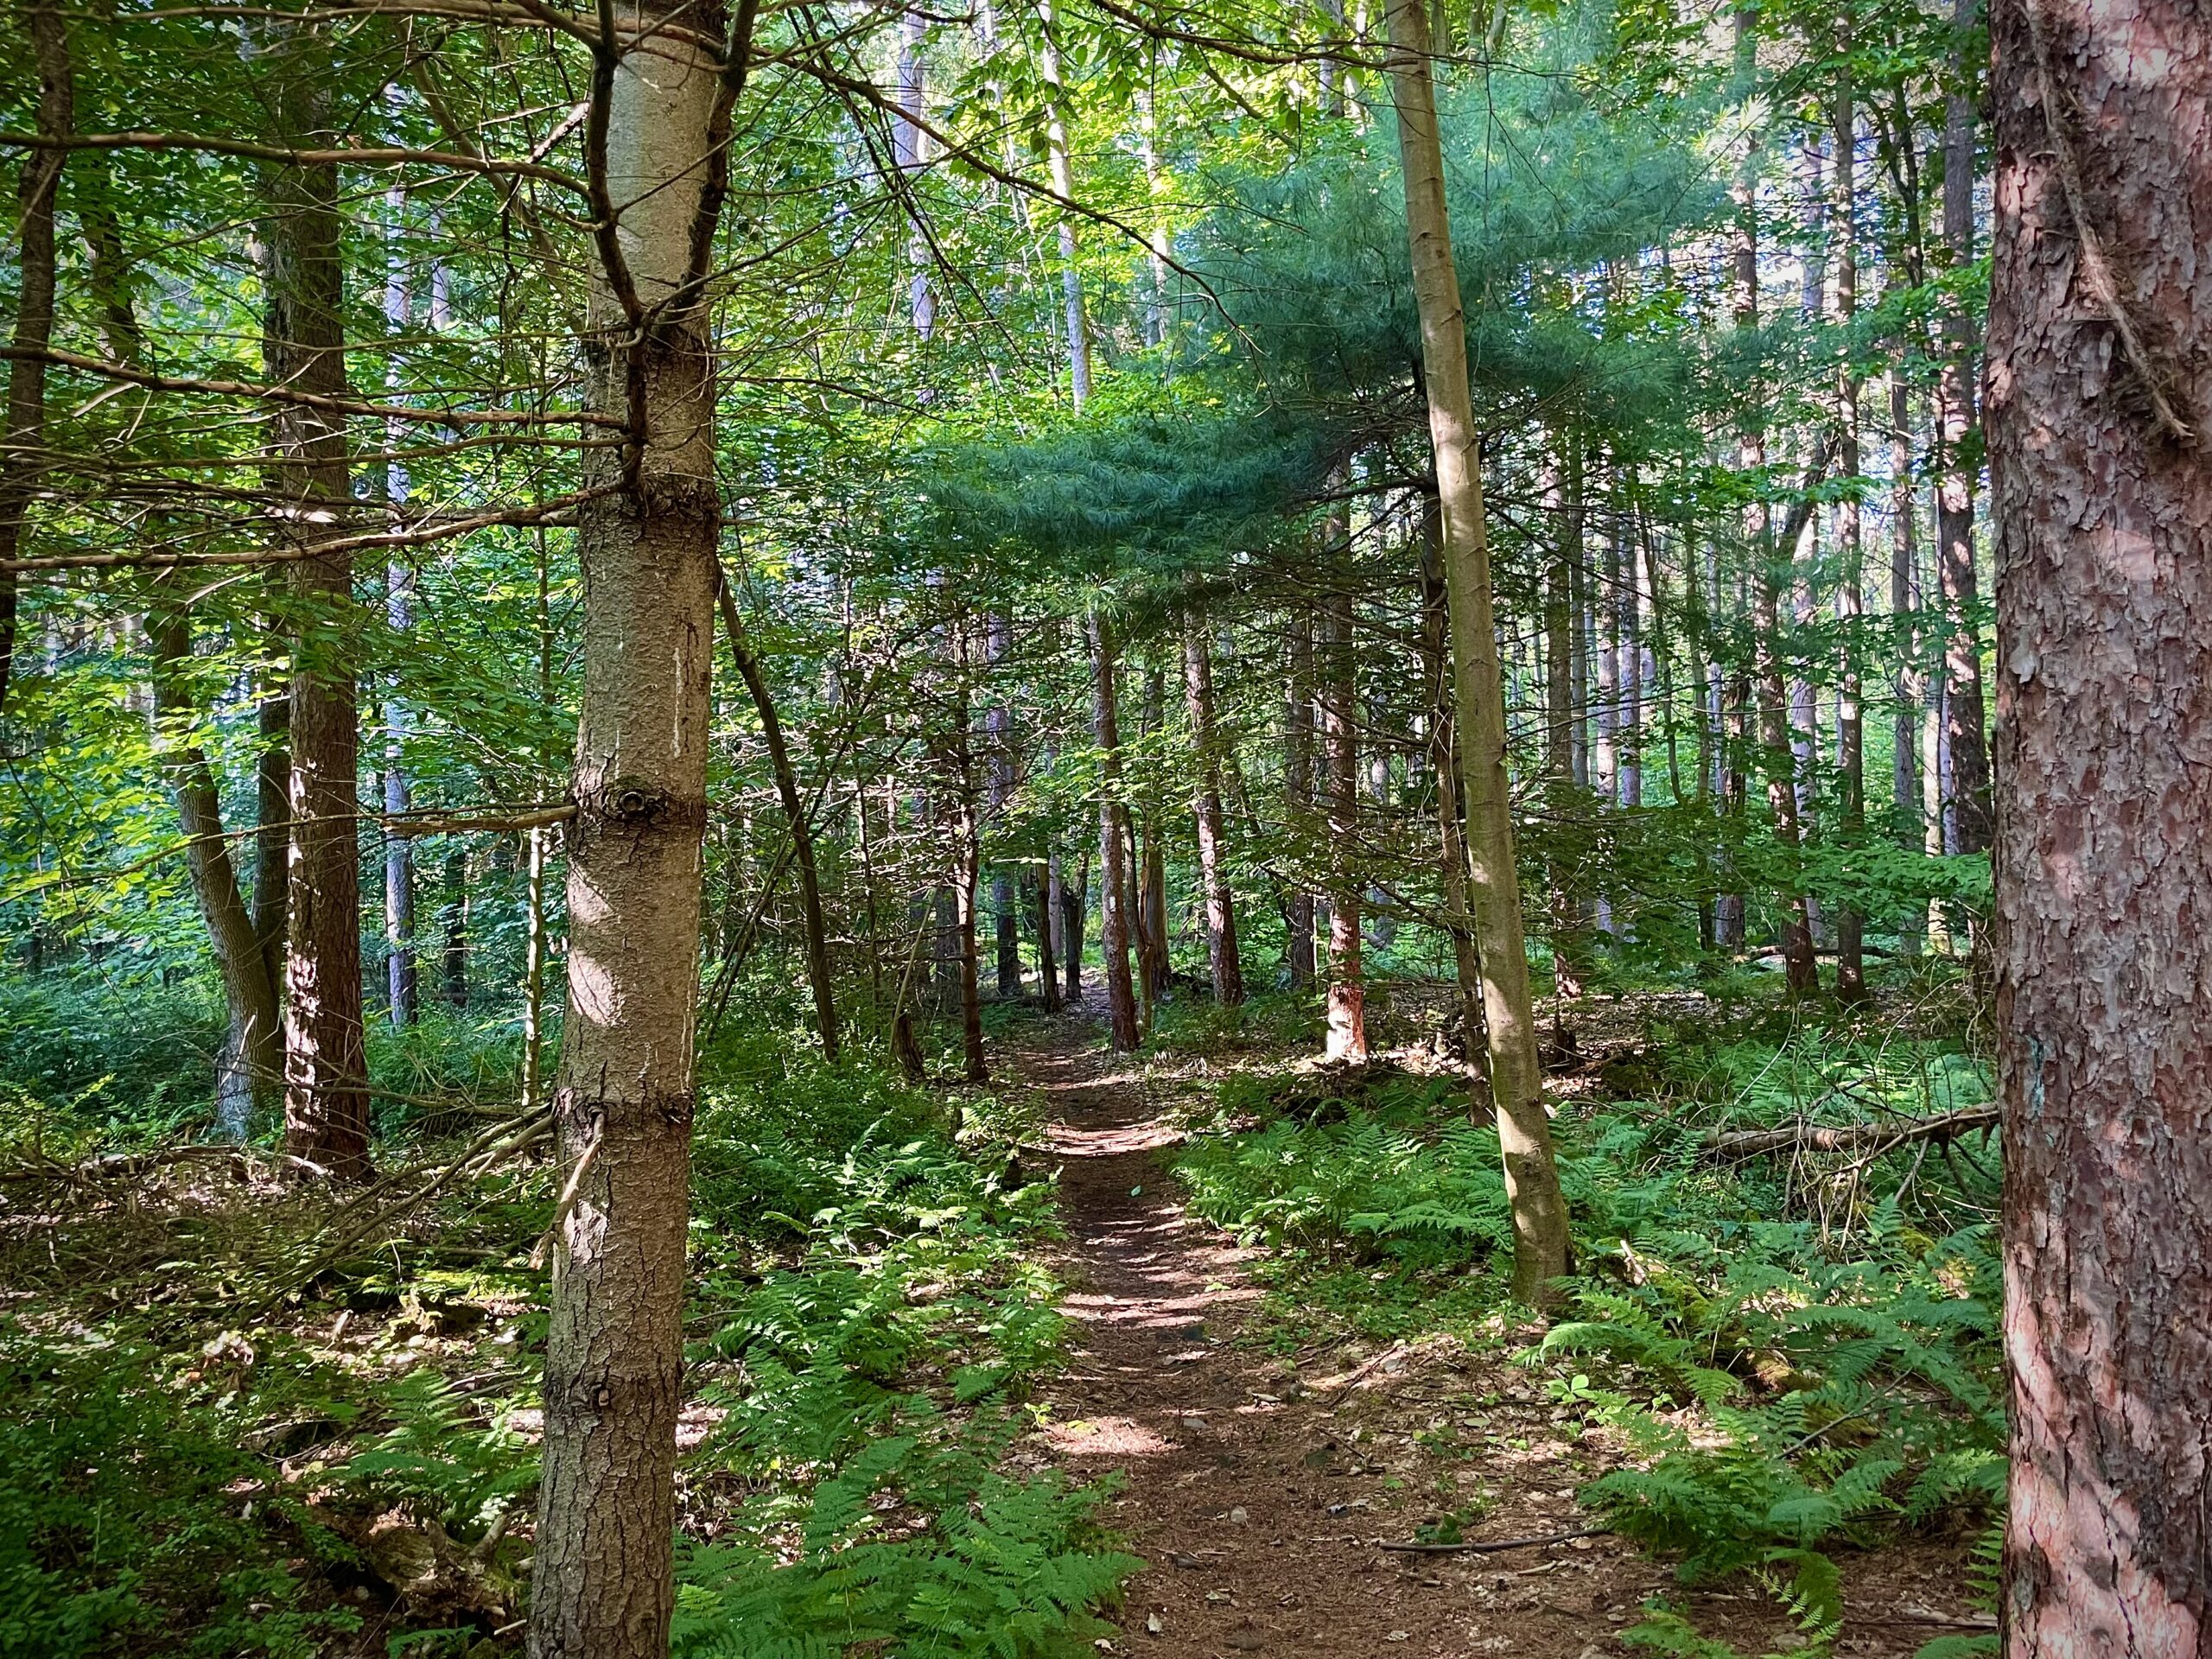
top-left (1319, 587), bottom-right (1367, 1063)
top-left (1986, 0), bottom-right (2212, 1647)
top-left (265, 41), bottom-right (369, 1182)
top-left (0, 0), bottom-right (69, 715)
top-left (528, 3), bottom-right (727, 1650)
top-left (1089, 615), bottom-right (1139, 1050)
top-left (1388, 0), bottom-right (1571, 1305)
top-left (716, 575), bottom-right (838, 1058)
top-left (1182, 609), bottom-right (1243, 1006)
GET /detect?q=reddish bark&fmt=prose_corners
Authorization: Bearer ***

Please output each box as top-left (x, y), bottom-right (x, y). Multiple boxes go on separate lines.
top-left (1986, 0), bottom-right (2212, 1645)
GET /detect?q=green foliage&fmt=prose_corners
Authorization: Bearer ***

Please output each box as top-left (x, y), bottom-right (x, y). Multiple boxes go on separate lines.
top-left (334, 1371), bottom-right (537, 1546)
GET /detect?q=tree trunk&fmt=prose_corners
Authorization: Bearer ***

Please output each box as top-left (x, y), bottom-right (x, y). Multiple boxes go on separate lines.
top-left (1319, 587), bottom-right (1367, 1062)
top-left (987, 613), bottom-right (1021, 996)
top-left (1987, 0), bottom-right (2212, 1646)
top-left (1136, 664), bottom-right (1172, 1005)
top-left (1033, 859), bottom-right (1060, 1010)
top-left (151, 606), bottom-right (282, 1135)
top-left (1090, 615), bottom-right (1140, 1049)
top-left (442, 847), bottom-right (468, 1009)
top-left (1388, 0), bottom-right (1571, 1305)
top-left (529, 2), bottom-right (728, 1649)
top-left (255, 638), bottom-right (291, 1000)
top-left (265, 43), bottom-right (369, 1182)
top-left (1937, 0), bottom-right (1993, 856)
top-left (1832, 59), bottom-right (1868, 1000)
top-left (1183, 608), bottom-right (1244, 1006)
top-left (716, 576), bottom-right (838, 1058)
top-left (1543, 448), bottom-right (1588, 996)
top-left (385, 562), bottom-right (419, 1027)
top-left (1422, 499), bottom-right (1486, 1050)
top-left (1061, 851), bottom-right (1085, 999)
top-left (0, 0), bottom-right (69, 715)
top-left (1284, 607), bottom-right (1318, 989)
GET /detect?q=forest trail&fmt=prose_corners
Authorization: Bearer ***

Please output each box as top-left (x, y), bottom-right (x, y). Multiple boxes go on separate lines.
top-left (1011, 1009), bottom-right (1655, 1659)
top-left (1010, 1009), bottom-right (1980, 1659)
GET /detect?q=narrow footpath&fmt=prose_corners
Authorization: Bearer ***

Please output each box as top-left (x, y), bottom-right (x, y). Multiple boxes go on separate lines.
top-left (1010, 1009), bottom-right (1981, 1659)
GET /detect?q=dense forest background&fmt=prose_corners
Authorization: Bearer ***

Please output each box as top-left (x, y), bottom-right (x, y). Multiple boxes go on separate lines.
top-left (0, 0), bottom-right (2198, 1650)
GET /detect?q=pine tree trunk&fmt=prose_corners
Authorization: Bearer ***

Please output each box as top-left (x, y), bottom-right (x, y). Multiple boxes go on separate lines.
top-left (1061, 852), bottom-right (1085, 999)
top-left (1388, 0), bottom-right (1570, 1305)
top-left (1137, 665), bottom-right (1171, 1004)
top-left (1319, 588), bottom-right (1367, 1061)
top-left (1422, 499), bottom-right (1486, 1050)
top-left (0, 0), bottom-right (68, 715)
top-left (1182, 609), bottom-right (1243, 1006)
top-left (265, 42), bottom-right (369, 1181)
top-left (528, 3), bottom-right (727, 1649)
top-left (1937, 0), bottom-right (1993, 856)
top-left (1542, 449), bottom-right (1588, 996)
top-left (1090, 615), bottom-right (1140, 1049)
top-left (1284, 609), bottom-right (1318, 988)
top-left (1832, 59), bottom-right (1867, 1001)
top-left (1986, 0), bottom-right (2212, 1645)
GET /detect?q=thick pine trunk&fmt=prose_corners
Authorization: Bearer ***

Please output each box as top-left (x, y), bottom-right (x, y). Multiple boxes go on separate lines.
top-left (528, 4), bottom-right (726, 1651)
top-left (265, 48), bottom-right (369, 1182)
top-left (1986, 0), bottom-right (2212, 1646)
top-left (1182, 610), bottom-right (1243, 1006)
top-left (1089, 616), bottom-right (1140, 1049)
top-left (1388, 0), bottom-right (1571, 1305)
top-left (0, 0), bottom-right (68, 715)
top-left (1319, 588), bottom-right (1367, 1062)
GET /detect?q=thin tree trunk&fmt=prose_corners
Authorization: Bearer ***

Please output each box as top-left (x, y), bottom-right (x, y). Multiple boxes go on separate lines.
top-left (442, 847), bottom-right (468, 1010)
top-left (1986, 0), bottom-right (2212, 1641)
top-left (265, 41), bottom-right (368, 1181)
top-left (0, 0), bottom-right (69, 715)
top-left (1319, 587), bottom-right (1367, 1062)
top-left (716, 575), bottom-right (838, 1058)
top-left (1039, 0), bottom-right (1088, 407)
top-left (1389, 0), bottom-right (1571, 1305)
top-left (1090, 614), bottom-right (1139, 1049)
top-left (529, 2), bottom-right (730, 1649)
top-left (1061, 851), bottom-right (1086, 999)
top-left (381, 191), bottom-right (418, 1027)
top-left (1422, 498), bottom-right (1486, 1050)
top-left (151, 606), bottom-right (282, 1135)
top-left (255, 635), bottom-right (290, 1000)
top-left (951, 626), bottom-right (987, 1082)
top-left (1182, 608), bottom-right (1243, 1005)
top-left (1936, 0), bottom-right (1993, 855)
top-left (1832, 60), bottom-right (1867, 1000)
top-left (1136, 664), bottom-right (1171, 1004)
top-left (1543, 446), bottom-right (1588, 996)
top-left (987, 613), bottom-right (1020, 996)
top-left (1284, 608), bottom-right (1318, 988)
top-left (1034, 859), bottom-right (1060, 1009)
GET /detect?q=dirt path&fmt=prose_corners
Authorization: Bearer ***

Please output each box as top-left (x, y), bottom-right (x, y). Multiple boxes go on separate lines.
top-left (1012, 1012), bottom-right (1982, 1659)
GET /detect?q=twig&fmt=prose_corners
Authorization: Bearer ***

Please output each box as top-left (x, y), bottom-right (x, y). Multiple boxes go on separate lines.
top-left (1705, 1105), bottom-right (1997, 1158)
top-left (1376, 1528), bottom-right (1606, 1554)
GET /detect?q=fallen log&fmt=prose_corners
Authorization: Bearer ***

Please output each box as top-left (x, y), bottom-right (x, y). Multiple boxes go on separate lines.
top-left (1704, 1105), bottom-right (1998, 1158)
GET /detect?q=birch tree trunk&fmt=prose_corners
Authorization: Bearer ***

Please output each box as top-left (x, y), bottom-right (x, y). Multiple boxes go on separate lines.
top-left (1387, 0), bottom-right (1570, 1304)
top-left (1986, 0), bottom-right (2212, 1645)
top-left (529, 2), bottom-right (728, 1649)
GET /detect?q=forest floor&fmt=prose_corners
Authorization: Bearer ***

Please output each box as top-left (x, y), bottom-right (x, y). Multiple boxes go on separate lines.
top-left (1007, 1001), bottom-right (1987, 1659)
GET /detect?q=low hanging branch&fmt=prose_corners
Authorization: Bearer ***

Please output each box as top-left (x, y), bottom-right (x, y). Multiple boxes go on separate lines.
top-left (1704, 1105), bottom-right (1998, 1159)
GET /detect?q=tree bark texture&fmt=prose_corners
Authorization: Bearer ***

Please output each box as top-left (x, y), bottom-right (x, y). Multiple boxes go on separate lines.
top-left (529, 5), bottom-right (727, 1652)
top-left (1986, 0), bottom-right (2212, 1648)
top-left (264, 44), bottom-right (369, 1182)
top-left (0, 0), bottom-right (69, 715)
top-left (1388, 0), bottom-right (1571, 1305)
top-left (1284, 609), bottom-right (1318, 989)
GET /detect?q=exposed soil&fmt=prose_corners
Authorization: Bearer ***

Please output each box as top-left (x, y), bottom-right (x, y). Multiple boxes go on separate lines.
top-left (1012, 1007), bottom-right (1990, 1659)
